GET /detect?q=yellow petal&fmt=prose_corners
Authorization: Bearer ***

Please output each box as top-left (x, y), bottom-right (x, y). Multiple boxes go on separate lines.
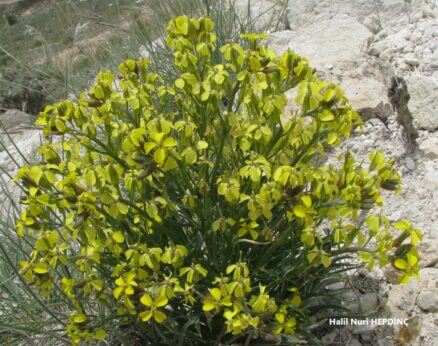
top-left (162, 137), bottom-right (177, 148)
top-left (113, 286), bottom-right (124, 299)
top-left (301, 195), bottom-right (312, 208)
top-left (153, 310), bottom-right (167, 323)
top-left (197, 140), bottom-right (209, 150)
top-left (321, 255), bottom-right (331, 268)
top-left (154, 148), bottom-right (166, 165)
top-left (112, 231), bottom-right (125, 244)
top-left (94, 328), bottom-right (106, 340)
top-left (29, 166), bottom-right (44, 185)
top-left (202, 300), bottom-right (216, 311)
top-left (155, 296), bottom-right (168, 308)
top-left (140, 294), bottom-right (153, 307)
top-left (140, 310), bottom-right (153, 322)
top-left (275, 313), bottom-right (285, 324)
top-left (293, 205), bottom-right (307, 218)
top-left (72, 313), bottom-right (87, 324)
top-left (33, 262), bottom-right (48, 274)
top-left (407, 253), bottom-right (418, 266)
top-left (125, 286), bottom-right (134, 295)
top-left (394, 258), bottom-right (407, 270)
top-left (175, 78), bottom-right (185, 89)
top-left (210, 288), bottom-right (221, 301)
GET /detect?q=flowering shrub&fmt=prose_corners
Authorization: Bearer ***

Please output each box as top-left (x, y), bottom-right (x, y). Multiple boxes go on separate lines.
top-left (14, 16), bottom-right (421, 344)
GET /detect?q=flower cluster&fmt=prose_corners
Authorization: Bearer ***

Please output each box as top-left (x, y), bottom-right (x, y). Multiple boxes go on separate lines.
top-left (15, 16), bottom-right (421, 344)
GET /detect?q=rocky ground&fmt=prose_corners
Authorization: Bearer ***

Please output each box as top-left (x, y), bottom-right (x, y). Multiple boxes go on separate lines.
top-left (1, 0), bottom-right (437, 344)
top-left (267, 0), bottom-right (438, 344)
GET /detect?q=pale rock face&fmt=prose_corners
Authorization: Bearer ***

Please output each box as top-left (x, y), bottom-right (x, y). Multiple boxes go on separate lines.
top-left (285, 0), bottom-right (409, 30)
top-left (419, 314), bottom-right (438, 345)
top-left (407, 75), bottom-right (438, 131)
top-left (0, 109), bottom-right (33, 131)
top-left (423, 160), bottom-right (438, 187)
top-left (368, 42), bottom-right (385, 56)
top-left (269, 14), bottom-right (370, 68)
top-left (349, 338), bottom-right (362, 346)
top-left (360, 293), bottom-right (379, 313)
top-left (321, 330), bottom-right (338, 345)
top-left (269, 15), bottom-right (390, 113)
top-left (416, 289), bottom-right (438, 312)
top-left (363, 16), bottom-right (381, 34)
top-left (0, 128), bottom-right (42, 217)
top-left (404, 56), bottom-right (421, 67)
top-left (0, 127), bottom-right (41, 156)
top-left (385, 268), bottom-right (438, 335)
top-left (340, 74), bottom-right (389, 111)
top-left (418, 136), bottom-right (438, 158)
top-left (405, 156), bottom-right (416, 170)
top-left (234, 0), bottom-right (282, 31)
top-left (355, 0), bottom-right (438, 79)
top-left (431, 49), bottom-right (438, 68)
top-left (418, 239), bottom-right (438, 268)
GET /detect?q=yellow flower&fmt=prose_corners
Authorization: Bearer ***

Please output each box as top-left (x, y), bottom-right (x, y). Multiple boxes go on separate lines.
top-left (139, 294), bottom-right (168, 323)
top-left (203, 288), bottom-right (232, 312)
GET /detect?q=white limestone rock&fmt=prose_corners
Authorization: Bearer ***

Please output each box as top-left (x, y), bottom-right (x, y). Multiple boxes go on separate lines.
top-left (407, 75), bottom-right (438, 131)
top-left (0, 109), bottom-right (33, 130)
top-left (417, 289), bottom-right (438, 312)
